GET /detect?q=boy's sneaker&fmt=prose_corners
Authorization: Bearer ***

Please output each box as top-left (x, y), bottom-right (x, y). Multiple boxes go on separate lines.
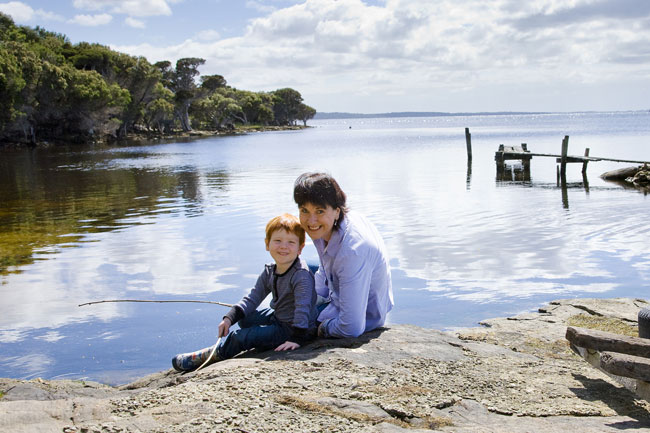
top-left (171, 346), bottom-right (220, 372)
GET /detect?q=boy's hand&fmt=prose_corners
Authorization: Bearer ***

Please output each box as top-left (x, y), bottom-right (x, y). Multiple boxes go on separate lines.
top-left (275, 341), bottom-right (300, 351)
top-left (218, 318), bottom-right (232, 338)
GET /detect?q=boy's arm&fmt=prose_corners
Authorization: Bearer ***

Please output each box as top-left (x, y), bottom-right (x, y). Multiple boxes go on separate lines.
top-left (224, 269), bottom-right (270, 324)
top-left (288, 269), bottom-right (316, 346)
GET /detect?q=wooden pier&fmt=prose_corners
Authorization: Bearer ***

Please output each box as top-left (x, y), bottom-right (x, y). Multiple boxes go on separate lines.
top-left (462, 129), bottom-right (650, 206)
top-left (485, 134), bottom-right (650, 180)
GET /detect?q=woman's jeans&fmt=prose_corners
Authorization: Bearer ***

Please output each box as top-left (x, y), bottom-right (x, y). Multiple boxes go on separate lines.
top-left (216, 308), bottom-right (291, 359)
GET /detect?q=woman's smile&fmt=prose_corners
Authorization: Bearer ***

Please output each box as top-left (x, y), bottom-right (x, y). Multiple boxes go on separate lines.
top-left (299, 202), bottom-right (340, 242)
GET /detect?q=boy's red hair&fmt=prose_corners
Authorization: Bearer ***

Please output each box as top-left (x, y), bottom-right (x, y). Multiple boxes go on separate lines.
top-left (265, 213), bottom-right (305, 246)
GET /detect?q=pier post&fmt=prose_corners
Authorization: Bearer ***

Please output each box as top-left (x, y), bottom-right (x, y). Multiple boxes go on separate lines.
top-left (465, 128), bottom-right (472, 162)
top-left (560, 136), bottom-right (569, 179)
top-left (582, 148), bottom-right (590, 174)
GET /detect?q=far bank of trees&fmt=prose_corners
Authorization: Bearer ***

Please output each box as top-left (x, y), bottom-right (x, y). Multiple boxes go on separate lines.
top-left (0, 13), bottom-right (316, 145)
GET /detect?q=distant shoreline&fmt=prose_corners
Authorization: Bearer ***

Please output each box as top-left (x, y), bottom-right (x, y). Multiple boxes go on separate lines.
top-left (314, 109), bottom-right (650, 120)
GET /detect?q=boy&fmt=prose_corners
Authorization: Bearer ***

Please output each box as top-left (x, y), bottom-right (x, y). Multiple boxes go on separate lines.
top-left (172, 213), bottom-right (318, 371)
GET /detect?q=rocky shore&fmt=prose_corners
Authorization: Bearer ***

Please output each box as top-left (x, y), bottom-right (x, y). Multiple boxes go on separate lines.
top-left (2, 297), bottom-right (650, 432)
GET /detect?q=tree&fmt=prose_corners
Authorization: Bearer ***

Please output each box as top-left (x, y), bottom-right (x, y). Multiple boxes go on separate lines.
top-left (296, 103), bottom-right (316, 126)
top-left (111, 54), bottom-right (162, 137)
top-left (190, 90), bottom-right (243, 130)
top-left (0, 43), bottom-right (26, 132)
top-left (228, 89), bottom-right (275, 125)
top-left (200, 74), bottom-right (226, 92)
top-left (143, 83), bottom-right (174, 133)
top-left (65, 67), bottom-right (130, 137)
top-left (171, 57), bottom-right (205, 131)
top-left (271, 88), bottom-right (303, 125)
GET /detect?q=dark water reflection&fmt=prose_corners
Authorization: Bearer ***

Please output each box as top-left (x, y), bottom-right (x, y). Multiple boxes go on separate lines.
top-left (1, 112), bottom-right (649, 384)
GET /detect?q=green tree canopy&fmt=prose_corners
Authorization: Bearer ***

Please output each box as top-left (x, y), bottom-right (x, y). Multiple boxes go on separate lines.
top-left (0, 13), bottom-right (316, 144)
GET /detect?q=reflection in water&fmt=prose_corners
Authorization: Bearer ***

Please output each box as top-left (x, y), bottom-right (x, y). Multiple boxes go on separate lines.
top-left (0, 149), bottom-right (225, 275)
top-left (1, 111), bottom-right (650, 384)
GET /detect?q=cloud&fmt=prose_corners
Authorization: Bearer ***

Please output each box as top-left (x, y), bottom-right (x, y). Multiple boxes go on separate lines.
top-left (0, 1), bottom-right (33, 21)
top-left (195, 29), bottom-right (220, 41)
top-left (0, 1), bottom-right (63, 22)
top-left (69, 13), bottom-right (113, 26)
top-left (73, 0), bottom-right (173, 17)
top-left (245, 0), bottom-right (277, 14)
top-left (511, 0), bottom-right (650, 29)
top-left (115, 0), bottom-right (650, 112)
top-left (125, 16), bottom-right (145, 28)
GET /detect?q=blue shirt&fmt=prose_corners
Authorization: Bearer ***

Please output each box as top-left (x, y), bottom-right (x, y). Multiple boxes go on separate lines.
top-left (313, 211), bottom-right (394, 338)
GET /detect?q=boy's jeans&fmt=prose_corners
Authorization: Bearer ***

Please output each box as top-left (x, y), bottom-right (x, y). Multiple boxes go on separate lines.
top-left (216, 308), bottom-right (291, 359)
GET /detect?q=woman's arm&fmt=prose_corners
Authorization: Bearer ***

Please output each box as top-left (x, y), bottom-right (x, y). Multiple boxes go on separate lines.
top-left (320, 251), bottom-right (373, 338)
top-left (314, 265), bottom-right (329, 298)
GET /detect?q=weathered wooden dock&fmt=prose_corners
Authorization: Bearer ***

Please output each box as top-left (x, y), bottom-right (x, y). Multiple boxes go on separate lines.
top-left (494, 137), bottom-right (650, 174)
top-left (463, 128), bottom-right (649, 180)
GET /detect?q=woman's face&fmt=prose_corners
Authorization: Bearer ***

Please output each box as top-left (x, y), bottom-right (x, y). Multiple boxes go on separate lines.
top-left (298, 202), bottom-right (341, 242)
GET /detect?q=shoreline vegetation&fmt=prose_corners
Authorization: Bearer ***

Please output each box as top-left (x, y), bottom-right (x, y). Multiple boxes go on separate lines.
top-left (0, 124), bottom-right (310, 150)
top-left (1, 297), bottom-right (649, 432)
top-left (0, 13), bottom-right (316, 149)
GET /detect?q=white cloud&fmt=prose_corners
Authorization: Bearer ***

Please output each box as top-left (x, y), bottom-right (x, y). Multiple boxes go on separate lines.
top-left (245, 0), bottom-right (277, 14)
top-left (0, 2), bottom-right (65, 22)
top-left (195, 29), bottom-right (220, 41)
top-left (35, 9), bottom-right (65, 21)
top-left (73, 0), bottom-right (173, 17)
top-left (125, 16), bottom-right (145, 28)
top-left (69, 13), bottom-right (113, 26)
top-left (115, 0), bottom-right (650, 112)
top-left (0, 1), bottom-right (32, 21)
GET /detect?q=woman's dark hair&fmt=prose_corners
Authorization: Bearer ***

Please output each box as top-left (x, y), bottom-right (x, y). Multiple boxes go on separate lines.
top-left (294, 172), bottom-right (348, 222)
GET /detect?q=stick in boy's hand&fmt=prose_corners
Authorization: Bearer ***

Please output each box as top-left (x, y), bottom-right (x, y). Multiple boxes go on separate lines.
top-left (218, 317), bottom-right (232, 338)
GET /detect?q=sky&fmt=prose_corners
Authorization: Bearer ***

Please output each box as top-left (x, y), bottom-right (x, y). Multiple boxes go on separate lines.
top-left (1, 0), bottom-right (650, 113)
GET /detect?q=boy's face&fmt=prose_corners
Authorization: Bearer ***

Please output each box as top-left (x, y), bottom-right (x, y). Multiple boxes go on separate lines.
top-left (266, 229), bottom-right (303, 269)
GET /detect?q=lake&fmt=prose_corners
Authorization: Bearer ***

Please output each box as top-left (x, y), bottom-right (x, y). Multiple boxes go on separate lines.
top-left (1, 111), bottom-right (649, 385)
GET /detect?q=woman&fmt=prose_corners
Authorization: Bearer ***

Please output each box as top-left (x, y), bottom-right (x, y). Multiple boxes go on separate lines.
top-left (293, 172), bottom-right (394, 338)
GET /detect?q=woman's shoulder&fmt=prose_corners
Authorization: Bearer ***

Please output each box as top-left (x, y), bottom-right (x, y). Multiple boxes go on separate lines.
top-left (341, 211), bottom-right (382, 249)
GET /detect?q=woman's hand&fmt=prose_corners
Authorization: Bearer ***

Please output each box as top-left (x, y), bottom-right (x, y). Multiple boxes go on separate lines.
top-left (275, 341), bottom-right (300, 351)
top-left (218, 317), bottom-right (232, 338)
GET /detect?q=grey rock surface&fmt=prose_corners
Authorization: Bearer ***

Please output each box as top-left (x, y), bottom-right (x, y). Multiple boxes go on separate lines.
top-left (2, 297), bottom-right (650, 432)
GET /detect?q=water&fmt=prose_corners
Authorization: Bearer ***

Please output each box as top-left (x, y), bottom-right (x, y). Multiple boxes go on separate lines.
top-left (1, 111), bottom-right (649, 384)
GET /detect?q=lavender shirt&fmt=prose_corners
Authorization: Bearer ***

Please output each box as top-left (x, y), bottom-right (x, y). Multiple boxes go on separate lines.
top-left (313, 211), bottom-right (394, 338)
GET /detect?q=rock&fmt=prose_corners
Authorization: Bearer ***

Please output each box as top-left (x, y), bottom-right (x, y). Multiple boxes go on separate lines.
top-left (2, 298), bottom-right (650, 432)
top-left (601, 165), bottom-right (644, 180)
top-left (626, 169), bottom-right (650, 186)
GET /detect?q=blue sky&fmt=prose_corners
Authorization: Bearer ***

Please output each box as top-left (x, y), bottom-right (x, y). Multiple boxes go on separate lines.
top-left (2, 0), bottom-right (650, 113)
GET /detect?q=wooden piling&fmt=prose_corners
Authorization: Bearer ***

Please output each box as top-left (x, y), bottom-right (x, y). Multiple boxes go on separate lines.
top-left (560, 135), bottom-right (569, 179)
top-left (582, 148), bottom-right (590, 174)
top-left (465, 128), bottom-right (472, 162)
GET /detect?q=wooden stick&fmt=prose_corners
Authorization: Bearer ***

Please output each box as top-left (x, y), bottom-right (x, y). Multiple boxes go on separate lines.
top-left (465, 127), bottom-right (472, 162)
top-left (78, 299), bottom-right (234, 307)
top-left (196, 336), bottom-right (222, 372)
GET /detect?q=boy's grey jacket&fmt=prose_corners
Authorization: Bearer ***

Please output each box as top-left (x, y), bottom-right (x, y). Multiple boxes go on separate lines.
top-left (224, 258), bottom-right (318, 344)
